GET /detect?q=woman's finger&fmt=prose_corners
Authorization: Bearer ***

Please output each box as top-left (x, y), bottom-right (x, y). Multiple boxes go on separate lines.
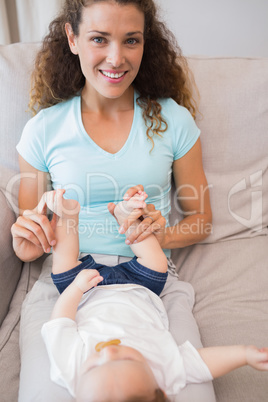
top-left (11, 221), bottom-right (43, 249)
top-left (20, 212), bottom-right (56, 251)
top-left (134, 216), bottom-right (166, 244)
top-left (125, 219), bottom-right (157, 244)
top-left (123, 185), bottom-right (144, 200)
top-left (142, 203), bottom-right (161, 220)
top-left (50, 212), bottom-right (59, 233)
top-left (126, 215), bottom-right (166, 245)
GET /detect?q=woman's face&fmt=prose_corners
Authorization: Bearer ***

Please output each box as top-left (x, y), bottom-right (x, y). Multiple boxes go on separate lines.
top-left (66, 1), bottom-right (145, 102)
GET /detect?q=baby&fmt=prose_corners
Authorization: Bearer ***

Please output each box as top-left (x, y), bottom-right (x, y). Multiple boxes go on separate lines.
top-left (40, 190), bottom-right (268, 401)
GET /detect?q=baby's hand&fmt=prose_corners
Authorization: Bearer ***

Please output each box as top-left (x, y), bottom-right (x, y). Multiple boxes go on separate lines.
top-left (246, 345), bottom-right (268, 371)
top-left (73, 269), bottom-right (103, 293)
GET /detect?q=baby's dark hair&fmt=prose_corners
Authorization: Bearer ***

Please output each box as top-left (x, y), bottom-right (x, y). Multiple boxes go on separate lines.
top-left (125, 388), bottom-right (171, 402)
top-left (76, 388), bottom-right (170, 402)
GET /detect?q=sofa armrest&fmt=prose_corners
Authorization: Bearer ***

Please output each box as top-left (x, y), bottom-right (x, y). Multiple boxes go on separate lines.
top-left (0, 189), bottom-right (23, 326)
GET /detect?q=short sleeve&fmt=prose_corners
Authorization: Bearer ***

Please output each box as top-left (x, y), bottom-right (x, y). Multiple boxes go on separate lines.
top-left (16, 110), bottom-right (48, 172)
top-left (178, 341), bottom-right (213, 384)
top-left (41, 318), bottom-right (84, 397)
top-left (167, 100), bottom-right (200, 160)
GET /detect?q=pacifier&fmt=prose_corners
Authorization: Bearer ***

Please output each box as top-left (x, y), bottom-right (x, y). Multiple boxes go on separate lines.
top-left (95, 339), bottom-right (121, 352)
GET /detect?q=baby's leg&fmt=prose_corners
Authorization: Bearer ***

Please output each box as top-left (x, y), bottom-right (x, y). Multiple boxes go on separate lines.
top-left (114, 192), bottom-right (167, 273)
top-left (42, 190), bottom-right (81, 274)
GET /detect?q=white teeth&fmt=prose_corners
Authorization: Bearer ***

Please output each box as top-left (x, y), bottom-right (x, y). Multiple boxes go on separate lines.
top-left (101, 71), bottom-right (125, 79)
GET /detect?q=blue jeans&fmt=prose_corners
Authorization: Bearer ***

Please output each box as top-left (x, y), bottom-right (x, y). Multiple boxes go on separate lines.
top-left (51, 254), bottom-right (168, 296)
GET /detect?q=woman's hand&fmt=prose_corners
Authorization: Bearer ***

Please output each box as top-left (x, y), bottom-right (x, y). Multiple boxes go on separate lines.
top-left (108, 185), bottom-right (166, 246)
top-left (11, 190), bottom-right (65, 262)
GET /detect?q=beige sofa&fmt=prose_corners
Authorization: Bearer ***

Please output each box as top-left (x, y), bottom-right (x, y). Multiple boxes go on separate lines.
top-left (0, 42), bottom-right (267, 402)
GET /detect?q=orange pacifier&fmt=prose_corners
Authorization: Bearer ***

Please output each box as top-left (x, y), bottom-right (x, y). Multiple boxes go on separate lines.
top-left (95, 339), bottom-right (121, 352)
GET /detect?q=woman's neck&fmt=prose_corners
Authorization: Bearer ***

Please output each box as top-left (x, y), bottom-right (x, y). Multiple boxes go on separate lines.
top-left (81, 85), bottom-right (134, 115)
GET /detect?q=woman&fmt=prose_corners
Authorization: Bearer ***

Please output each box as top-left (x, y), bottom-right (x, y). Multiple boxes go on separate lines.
top-left (12, 0), bottom-right (214, 400)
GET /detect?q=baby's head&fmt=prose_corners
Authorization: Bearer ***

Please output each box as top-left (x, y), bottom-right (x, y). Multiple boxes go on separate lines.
top-left (76, 344), bottom-right (168, 401)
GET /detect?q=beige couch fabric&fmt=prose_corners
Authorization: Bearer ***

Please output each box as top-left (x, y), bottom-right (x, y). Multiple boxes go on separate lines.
top-left (187, 57), bottom-right (268, 243)
top-left (173, 236), bottom-right (268, 402)
top-left (0, 190), bottom-right (22, 325)
top-left (0, 43), bottom-right (40, 402)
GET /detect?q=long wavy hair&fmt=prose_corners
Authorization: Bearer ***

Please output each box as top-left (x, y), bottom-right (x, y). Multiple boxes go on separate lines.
top-left (29, 0), bottom-right (199, 149)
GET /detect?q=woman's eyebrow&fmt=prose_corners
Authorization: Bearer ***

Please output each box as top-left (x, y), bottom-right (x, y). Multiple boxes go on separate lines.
top-left (87, 30), bottom-right (110, 35)
top-left (87, 30), bottom-right (143, 36)
top-left (126, 31), bottom-right (144, 36)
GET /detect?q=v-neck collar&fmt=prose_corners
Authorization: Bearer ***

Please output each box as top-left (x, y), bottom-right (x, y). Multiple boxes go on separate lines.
top-left (76, 90), bottom-right (138, 159)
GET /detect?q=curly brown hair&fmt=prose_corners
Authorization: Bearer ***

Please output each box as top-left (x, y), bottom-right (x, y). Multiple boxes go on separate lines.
top-left (29, 0), bottom-right (199, 149)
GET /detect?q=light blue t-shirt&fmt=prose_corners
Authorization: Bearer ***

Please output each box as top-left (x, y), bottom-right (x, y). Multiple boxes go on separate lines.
top-left (17, 90), bottom-right (200, 257)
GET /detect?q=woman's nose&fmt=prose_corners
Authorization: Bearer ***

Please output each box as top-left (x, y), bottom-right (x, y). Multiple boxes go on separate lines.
top-left (106, 44), bottom-right (125, 67)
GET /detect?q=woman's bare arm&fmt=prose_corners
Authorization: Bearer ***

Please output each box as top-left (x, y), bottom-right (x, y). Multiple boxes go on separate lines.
top-left (11, 155), bottom-right (56, 261)
top-left (113, 139), bottom-right (212, 248)
top-left (162, 138), bottom-right (212, 249)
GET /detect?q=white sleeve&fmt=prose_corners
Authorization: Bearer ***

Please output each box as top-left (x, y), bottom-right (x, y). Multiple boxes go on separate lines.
top-left (178, 341), bottom-right (213, 384)
top-left (41, 318), bottom-right (85, 397)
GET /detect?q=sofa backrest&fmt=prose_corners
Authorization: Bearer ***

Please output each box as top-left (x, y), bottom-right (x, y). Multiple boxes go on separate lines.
top-left (197, 57), bottom-right (268, 242)
top-left (0, 43), bottom-right (40, 173)
top-left (170, 57), bottom-right (268, 243)
top-left (0, 43), bottom-right (267, 243)
top-left (0, 43), bottom-right (41, 210)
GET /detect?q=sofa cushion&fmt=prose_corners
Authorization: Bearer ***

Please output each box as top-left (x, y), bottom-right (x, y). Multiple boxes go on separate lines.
top-left (0, 190), bottom-right (22, 327)
top-left (173, 235), bottom-right (268, 402)
top-left (173, 57), bottom-right (268, 243)
top-left (0, 255), bottom-right (46, 402)
top-left (0, 43), bottom-right (40, 173)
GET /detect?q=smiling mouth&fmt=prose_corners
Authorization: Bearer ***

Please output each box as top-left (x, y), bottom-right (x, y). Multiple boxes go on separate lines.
top-left (100, 70), bottom-right (127, 79)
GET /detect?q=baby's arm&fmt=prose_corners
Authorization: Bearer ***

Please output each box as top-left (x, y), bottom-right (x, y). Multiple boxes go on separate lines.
top-left (113, 192), bottom-right (167, 273)
top-left (198, 345), bottom-right (268, 378)
top-left (36, 189), bottom-right (82, 274)
top-left (51, 270), bottom-right (103, 321)
top-left (42, 272), bottom-right (96, 397)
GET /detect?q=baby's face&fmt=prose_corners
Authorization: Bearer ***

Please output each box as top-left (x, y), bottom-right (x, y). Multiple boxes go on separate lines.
top-left (77, 344), bottom-right (158, 401)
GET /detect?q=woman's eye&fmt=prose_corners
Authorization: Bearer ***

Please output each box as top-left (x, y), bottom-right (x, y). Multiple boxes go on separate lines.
top-left (92, 37), bottom-right (105, 44)
top-left (127, 38), bottom-right (138, 45)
